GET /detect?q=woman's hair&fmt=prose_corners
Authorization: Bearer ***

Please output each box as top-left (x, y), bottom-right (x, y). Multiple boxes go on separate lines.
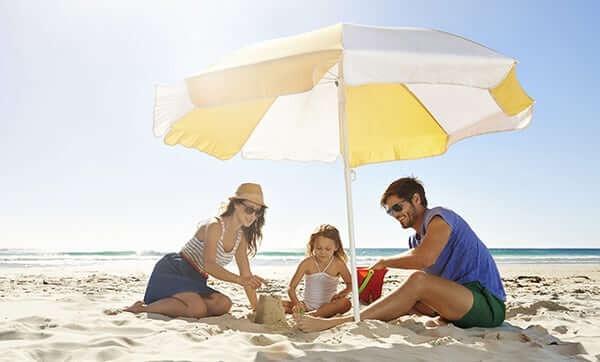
top-left (219, 199), bottom-right (265, 257)
top-left (306, 224), bottom-right (347, 262)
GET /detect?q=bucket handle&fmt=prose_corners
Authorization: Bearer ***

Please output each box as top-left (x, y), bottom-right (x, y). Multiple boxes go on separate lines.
top-left (358, 269), bottom-right (375, 293)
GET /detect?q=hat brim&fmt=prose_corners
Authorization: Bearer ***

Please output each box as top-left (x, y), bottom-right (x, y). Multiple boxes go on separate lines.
top-left (229, 196), bottom-right (267, 208)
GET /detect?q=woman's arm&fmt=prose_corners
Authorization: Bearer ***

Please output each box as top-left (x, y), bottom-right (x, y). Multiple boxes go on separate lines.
top-left (234, 236), bottom-right (264, 310)
top-left (201, 222), bottom-right (260, 287)
top-left (332, 259), bottom-right (352, 300)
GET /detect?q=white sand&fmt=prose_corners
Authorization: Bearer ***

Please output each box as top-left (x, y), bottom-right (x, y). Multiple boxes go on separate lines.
top-left (1, 264), bottom-right (599, 361)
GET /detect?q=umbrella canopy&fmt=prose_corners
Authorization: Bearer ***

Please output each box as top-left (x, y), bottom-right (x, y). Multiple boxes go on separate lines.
top-left (154, 23), bottom-right (533, 167)
top-left (152, 23), bottom-right (534, 321)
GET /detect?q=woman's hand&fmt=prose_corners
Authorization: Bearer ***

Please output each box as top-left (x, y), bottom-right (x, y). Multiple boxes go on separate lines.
top-left (239, 274), bottom-right (266, 289)
top-left (370, 258), bottom-right (387, 270)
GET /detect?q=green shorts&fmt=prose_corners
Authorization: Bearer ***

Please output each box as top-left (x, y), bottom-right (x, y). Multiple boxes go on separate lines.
top-left (452, 281), bottom-right (505, 328)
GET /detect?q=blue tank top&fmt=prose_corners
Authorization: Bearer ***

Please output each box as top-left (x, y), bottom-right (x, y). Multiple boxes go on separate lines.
top-left (408, 207), bottom-right (506, 301)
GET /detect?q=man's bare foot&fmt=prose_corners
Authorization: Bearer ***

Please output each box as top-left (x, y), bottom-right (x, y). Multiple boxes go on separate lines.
top-left (295, 314), bottom-right (350, 332)
top-left (124, 301), bottom-right (145, 314)
top-left (425, 316), bottom-right (448, 328)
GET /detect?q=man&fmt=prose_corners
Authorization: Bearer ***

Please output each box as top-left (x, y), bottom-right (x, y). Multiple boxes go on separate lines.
top-left (297, 177), bottom-right (506, 332)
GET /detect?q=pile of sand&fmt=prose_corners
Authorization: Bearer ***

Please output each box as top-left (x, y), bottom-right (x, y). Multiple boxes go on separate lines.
top-left (253, 294), bottom-right (285, 324)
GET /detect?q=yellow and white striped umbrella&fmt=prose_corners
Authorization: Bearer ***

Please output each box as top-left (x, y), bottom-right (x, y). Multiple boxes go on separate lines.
top-left (154, 23), bottom-right (533, 168)
top-left (153, 23), bottom-right (533, 321)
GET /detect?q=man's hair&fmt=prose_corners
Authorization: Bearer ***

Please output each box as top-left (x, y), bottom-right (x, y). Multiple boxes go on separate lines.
top-left (380, 177), bottom-right (428, 208)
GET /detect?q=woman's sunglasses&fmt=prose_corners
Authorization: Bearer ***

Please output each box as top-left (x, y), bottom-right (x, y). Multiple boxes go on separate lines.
top-left (240, 201), bottom-right (263, 216)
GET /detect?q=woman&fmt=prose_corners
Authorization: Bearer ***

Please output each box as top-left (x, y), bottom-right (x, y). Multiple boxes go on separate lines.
top-left (125, 183), bottom-right (267, 318)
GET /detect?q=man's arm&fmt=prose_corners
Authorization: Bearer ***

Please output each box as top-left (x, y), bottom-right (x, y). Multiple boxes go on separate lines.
top-left (372, 216), bottom-right (452, 270)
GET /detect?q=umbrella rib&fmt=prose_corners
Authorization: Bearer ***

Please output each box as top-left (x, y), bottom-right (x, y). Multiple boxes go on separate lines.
top-left (325, 69), bottom-right (339, 80)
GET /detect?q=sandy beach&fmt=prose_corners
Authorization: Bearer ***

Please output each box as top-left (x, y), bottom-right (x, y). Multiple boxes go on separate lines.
top-left (1, 263), bottom-right (598, 361)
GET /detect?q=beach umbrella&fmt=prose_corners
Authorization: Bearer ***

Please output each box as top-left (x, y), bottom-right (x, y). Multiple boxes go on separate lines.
top-left (152, 24), bottom-right (534, 321)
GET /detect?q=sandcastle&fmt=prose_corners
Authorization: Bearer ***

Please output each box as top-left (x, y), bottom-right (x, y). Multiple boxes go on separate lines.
top-left (253, 294), bottom-right (285, 324)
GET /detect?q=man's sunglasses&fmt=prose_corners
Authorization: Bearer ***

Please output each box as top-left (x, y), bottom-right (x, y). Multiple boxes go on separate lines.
top-left (241, 201), bottom-right (263, 216)
top-left (385, 202), bottom-right (405, 216)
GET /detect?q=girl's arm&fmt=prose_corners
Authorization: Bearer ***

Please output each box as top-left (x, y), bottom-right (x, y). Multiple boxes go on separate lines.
top-left (234, 236), bottom-right (264, 310)
top-left (201, 222), bottom-right (262, 289)
top-left (287, 259), bottom-right (308, 306)
top-left (332, 259), bottom-right (353, 300)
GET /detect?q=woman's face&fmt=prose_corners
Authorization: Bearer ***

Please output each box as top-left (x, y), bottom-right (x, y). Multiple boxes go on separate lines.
top-left (313, 236), bottom-right (337, 259)
top-left (234, 199), bottom-right (263, 227)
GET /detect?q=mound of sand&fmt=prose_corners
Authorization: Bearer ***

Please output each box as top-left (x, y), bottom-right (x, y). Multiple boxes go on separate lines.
top-left (253, 295), bottom-right (285, 325)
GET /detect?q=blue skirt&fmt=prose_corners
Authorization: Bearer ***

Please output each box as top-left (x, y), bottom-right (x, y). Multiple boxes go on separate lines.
top-left (143, 253), bottom-right (219, 304)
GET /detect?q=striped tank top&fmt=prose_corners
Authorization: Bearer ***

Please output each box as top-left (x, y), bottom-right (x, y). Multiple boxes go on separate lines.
top-left (180, 218), bottom-right (242, 274)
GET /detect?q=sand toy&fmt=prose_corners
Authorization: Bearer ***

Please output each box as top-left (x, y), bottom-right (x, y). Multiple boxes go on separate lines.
top-left (357, 267), bottom-right (388, 305)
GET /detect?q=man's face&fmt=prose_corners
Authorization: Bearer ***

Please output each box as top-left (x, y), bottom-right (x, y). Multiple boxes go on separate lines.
top-left (384, 195), bottom-right (417, 229)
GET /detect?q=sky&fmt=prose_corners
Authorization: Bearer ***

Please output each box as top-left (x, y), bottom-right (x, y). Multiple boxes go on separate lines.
top-left (1, 0), bottom-right (599, 252)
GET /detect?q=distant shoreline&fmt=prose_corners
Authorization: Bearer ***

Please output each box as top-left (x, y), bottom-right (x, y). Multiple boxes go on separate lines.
top-left (2, 248), bottom-right (599, 268)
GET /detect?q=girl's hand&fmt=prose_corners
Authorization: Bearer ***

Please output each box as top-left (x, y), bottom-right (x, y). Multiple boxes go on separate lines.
top-left (370, 258), bottom-right (387, 270)
top-left (292, 301), bottom-right (308, 315)
top-left (239, 275), bottom-right (265, 289)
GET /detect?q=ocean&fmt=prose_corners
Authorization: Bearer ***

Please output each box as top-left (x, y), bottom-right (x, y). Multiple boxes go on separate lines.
top-left (1, 248), bottom-right (599, 269)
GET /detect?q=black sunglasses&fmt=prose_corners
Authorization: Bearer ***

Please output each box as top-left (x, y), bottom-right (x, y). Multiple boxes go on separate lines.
top-left (240, 201), bottom-right (263, 216)
top-left (385, 202), bottom-right (405, 216)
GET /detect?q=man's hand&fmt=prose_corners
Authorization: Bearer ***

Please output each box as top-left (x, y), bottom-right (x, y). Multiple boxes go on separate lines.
top-left (370, 258), bottom-right (387, 270)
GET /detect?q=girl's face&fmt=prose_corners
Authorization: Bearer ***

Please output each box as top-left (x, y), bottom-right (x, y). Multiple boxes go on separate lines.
top-left (234, 200), bottom-right (262, 227)
top-left (313, 236), bottom-right (337, 259)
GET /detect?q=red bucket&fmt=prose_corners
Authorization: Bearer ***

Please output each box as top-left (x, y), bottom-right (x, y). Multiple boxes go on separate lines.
top-left (356, 267), bottom-right (388, 305)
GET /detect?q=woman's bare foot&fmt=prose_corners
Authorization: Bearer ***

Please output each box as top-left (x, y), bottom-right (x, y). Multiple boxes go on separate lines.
top-left (295, 314), bottom-right (351, 332)
top-left (124, 301), bottom-right (145, 314)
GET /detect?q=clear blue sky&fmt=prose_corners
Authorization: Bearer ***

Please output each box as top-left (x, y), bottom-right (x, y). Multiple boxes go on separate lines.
top-left (1, 0), bottom-right (598, 251)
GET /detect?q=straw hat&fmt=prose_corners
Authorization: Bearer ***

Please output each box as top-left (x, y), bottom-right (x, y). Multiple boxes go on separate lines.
top-left (230, 183), bottom-right (267, 207)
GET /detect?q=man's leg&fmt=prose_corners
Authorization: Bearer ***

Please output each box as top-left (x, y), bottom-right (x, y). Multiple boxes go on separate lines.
top-left (408, 301), bottom-right (438, 317)
top-left (297, 271), bottom-right (473, 332)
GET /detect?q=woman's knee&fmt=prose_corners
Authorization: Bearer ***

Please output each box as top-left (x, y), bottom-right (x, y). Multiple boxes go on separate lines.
top-left (187, 299), bottom-right (208, 318)
top-left (206, 293), bottom-right (232, 316)
top-left (173, 293), bottom-right (209, 318)
top-left (218, 294), bottom-right (233, 312)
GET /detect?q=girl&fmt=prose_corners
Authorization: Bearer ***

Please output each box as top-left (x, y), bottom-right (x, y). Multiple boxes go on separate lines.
top-left (125, 183), bottom-right (267, 319)
top-left (283, 224), bottom-right (352, 318)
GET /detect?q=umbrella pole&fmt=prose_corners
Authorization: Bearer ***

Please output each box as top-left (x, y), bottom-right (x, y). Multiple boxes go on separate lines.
top-left (337, 61), bottom-right (361, 322)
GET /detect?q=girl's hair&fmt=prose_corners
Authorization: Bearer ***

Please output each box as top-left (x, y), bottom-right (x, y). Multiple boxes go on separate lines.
top-left (306, 224), bottom-right (347, 262)
top-left (219, 199), bottom-right (266, 257)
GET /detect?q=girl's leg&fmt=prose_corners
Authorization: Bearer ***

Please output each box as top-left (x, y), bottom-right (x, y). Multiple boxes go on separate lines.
top-left (312, 298), bottom-right (352, 318)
